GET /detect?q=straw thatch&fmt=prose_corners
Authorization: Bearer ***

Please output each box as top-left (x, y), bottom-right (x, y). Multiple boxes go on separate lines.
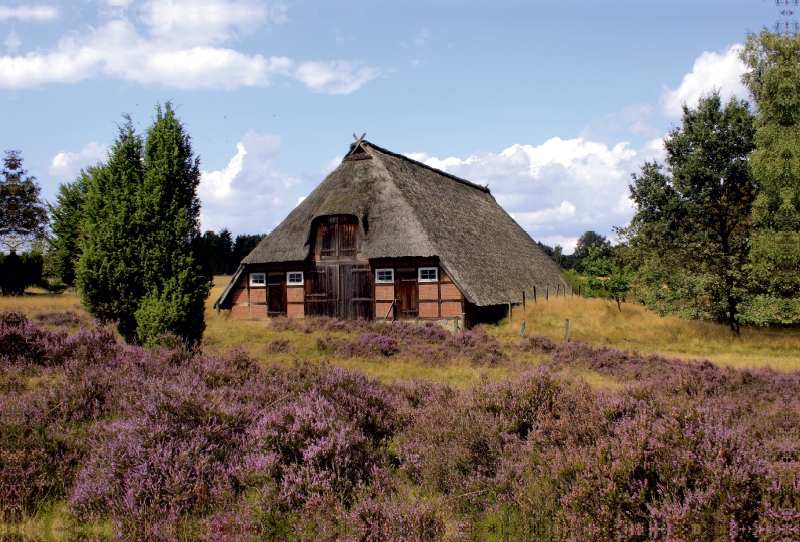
top-left (225, 140), bottom-right (566, 307)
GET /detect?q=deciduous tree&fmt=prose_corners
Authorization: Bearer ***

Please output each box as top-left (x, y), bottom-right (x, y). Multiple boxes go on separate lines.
top-left (622, 91), bottom-right (756, 330)
top-left (739, 31), bottom-right (800, 325)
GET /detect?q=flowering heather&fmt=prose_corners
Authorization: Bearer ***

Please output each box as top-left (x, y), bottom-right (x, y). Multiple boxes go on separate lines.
top-left (1, 311), bottom-right (799, 540)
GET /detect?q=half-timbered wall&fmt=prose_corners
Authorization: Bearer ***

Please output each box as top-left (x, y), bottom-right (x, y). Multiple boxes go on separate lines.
top-left (227, 216), bottom-right (464, 322)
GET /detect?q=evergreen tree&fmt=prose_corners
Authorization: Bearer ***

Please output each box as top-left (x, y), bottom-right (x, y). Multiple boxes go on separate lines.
top-left (49, 172), bottom-right (88, 286)
top-left (739, 31), bottom-right (800, 325)
top-left (623, 91), bottom-right (756, 330)
top-left (78, 103), bottom-right (210, 345)
top-left (231, 234), bottom-right (263, 268)
top-left (133, 103), bottom-right (210, 346)
top-left (77, 120), bottom-right (146, 341)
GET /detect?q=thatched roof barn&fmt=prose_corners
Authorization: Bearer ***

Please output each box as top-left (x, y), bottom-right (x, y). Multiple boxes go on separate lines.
top-left (215, 137), bottom-right (566, 325)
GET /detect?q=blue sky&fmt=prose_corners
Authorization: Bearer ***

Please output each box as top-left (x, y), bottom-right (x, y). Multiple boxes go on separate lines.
top-left (0, 0), bottom-right (780, 252)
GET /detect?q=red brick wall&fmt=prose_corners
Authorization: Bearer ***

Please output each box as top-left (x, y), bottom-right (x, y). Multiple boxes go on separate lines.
top-left (419, 302), bottom-right (438, 318)
top-left (375, 302), bottom-right (393, 318)
top-left (419, 284), bottom-right (438, 301)
top-left (440, 283), bottom-right (461, 300)
top-left (231, 305), bottom-right (249, 319)
top-left (441, 302), bottom-right (462, 317)
top-left (250, 289), bottom-right (266, 303)
top-left (287, 287), bottom-right (304, 303)
top-left (375, 285), bottom-right (394, 301)
top-left (232, 288), bottom-right (247, 304)
top-left (250, 305), bottom-right (267, 319)
top-left (287, 304), bottom-right (304, 319)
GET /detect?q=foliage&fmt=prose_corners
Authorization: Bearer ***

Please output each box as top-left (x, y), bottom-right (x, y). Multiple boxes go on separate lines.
top-left (48, 173), bottom-right (88, 287)
top-left (739, 31), bottom-right (800, 325)
top-left (2, 310), bottom-right (797, 540)
top-left (572, 230), bottom-right (610, 272)
top-left (623, 91), bottom-right (756, 329)
top-left (0, 151), bottom-right (48, 254)
top-left (77, 104), bottom-right (210, 345)
top-left (0, 250), bottom-right (43, 295)
top-left (582, 246), bottom-right (631, 310)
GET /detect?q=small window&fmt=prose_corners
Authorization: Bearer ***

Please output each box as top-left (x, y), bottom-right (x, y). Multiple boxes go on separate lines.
top-left (287, 271), bottom-right (304, 285)
top-left (250, 272), bottom-right (266, 286)
top-left (419, 267), bottom-right (438, 282)
top-left (375, 268), bottom-right (394, 283)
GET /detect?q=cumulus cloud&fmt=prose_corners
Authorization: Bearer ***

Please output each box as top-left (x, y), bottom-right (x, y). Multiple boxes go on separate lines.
top-left (198, 130), bottom-right (300, 233)
top-left (49, 142), bottom-right (108, 179)
top-left (414, 136), bottom-right (665, 253)
top-left (139, 0), bottom-right (280, 47)
top-left (0, 1), bottom-right (377, 93)
top-left (5, 30), bottom-right (20, 54)
top-left (660, 44), bottom-right (749, 118)
top-left (0, 6), bottom-right (58, 21)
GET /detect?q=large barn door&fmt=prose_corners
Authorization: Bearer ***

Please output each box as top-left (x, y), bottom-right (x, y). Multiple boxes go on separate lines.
top-left (396, 268), bottom-right (418, 318)
top-left (308, 214), bottom-right (369, 320)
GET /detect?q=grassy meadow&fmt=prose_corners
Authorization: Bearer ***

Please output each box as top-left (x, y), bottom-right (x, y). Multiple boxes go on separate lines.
top-left (7, 275), bottom-right (800, 382)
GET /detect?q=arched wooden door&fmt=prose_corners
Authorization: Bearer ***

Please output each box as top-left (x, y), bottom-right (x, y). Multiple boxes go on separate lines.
top-left (305, 215), bottom-right (374, 320)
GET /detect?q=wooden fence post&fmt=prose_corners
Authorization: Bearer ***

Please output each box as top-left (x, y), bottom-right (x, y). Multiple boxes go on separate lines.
top-left (522, 291), bottom-right (526, 311)
top-left (534, 286), bottom-right (537, 304)
top-left (546, 286), bottom-right (549, 301)
top-left (564, 319), bottom-right (570, 342)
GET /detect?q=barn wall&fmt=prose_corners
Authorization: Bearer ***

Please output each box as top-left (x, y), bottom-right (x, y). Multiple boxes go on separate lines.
top-left (228, 258), bottom-right (466, 326)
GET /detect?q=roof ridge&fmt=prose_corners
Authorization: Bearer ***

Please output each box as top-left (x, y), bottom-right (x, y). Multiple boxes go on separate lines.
top-left (352, 140), bottom-right (491, 193)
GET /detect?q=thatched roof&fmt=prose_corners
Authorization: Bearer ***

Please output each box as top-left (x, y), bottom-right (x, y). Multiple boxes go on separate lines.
top-left (228, 140), bottom-right (566, 307)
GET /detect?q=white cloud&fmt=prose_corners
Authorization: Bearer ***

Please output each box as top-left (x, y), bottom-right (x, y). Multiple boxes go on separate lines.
top-left (198, 131), bottom-right (300, 233)
top-left (0, 6), bottom-right (58, 21)
top-left (5, 30), bottom-right (20, 54)
top-left (292, 61), bottom-right (379, 94)
top-left (49, 142), bottom-right (108, 179)
top-left (0, 2), bottom-right (376, 93)
top-left (417, 136), bottom-right (665, 253)
top-left (660, 44), bottom-right (749, 118)
top-left (139, 0), bottom-right (281, 47)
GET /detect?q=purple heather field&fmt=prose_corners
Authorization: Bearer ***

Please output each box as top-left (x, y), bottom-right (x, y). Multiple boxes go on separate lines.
top-left (1, 311), bottom-right (798, 541)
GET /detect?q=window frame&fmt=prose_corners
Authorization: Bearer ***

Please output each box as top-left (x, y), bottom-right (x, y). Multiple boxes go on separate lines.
top-left (286, 271), bottom-right (304, 286)
top-left (249, 272), bottom-right (266, 286)
top-left (418, 267), bottom-right (438, 282)
top-left (375, 268), bottom-right (395, 284)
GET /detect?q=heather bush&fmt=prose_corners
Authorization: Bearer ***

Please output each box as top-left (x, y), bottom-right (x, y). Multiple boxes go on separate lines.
top-left (1, 310), bottom-right (798, 539)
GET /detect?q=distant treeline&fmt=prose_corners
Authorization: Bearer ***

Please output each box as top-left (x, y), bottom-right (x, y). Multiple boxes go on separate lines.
top-left (200, 229), bottom-right (263, 276)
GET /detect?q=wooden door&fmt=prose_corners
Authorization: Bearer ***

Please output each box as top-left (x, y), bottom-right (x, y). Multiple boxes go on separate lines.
top-left (305, 266), bottom-right (337, 317)
top-left (267, 273), bottom-right (285, 316)
top-left (396, 268), bottom-right (418, 318)
top-left (345, 265), bottom-right (373, 320)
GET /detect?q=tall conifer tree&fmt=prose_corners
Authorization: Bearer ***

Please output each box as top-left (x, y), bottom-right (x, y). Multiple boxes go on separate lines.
top-left (740, 32), bottom-right (800, 325)
top-left (134, 103), bottom-right (210, 345)
top-left (77, 120), bottom-right (145, 341)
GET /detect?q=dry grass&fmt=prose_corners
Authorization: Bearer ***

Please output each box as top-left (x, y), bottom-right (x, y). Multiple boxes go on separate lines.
top-left (5, 278), bottom-right (799, 389)
top-left (498, 294), bottom-right (800, 372)
top-left (0, 286), bottom-right (84, 317)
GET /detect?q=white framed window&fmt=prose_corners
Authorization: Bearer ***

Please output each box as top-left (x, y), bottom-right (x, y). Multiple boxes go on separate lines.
top-left (418, 267), bottom-right (438, 282)
top-left (375, 268), bottom-right (394, 283)
top-left (250, 272), bottom-right (266, 286)
top-left (287, 271), bottom-right (304, 285)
